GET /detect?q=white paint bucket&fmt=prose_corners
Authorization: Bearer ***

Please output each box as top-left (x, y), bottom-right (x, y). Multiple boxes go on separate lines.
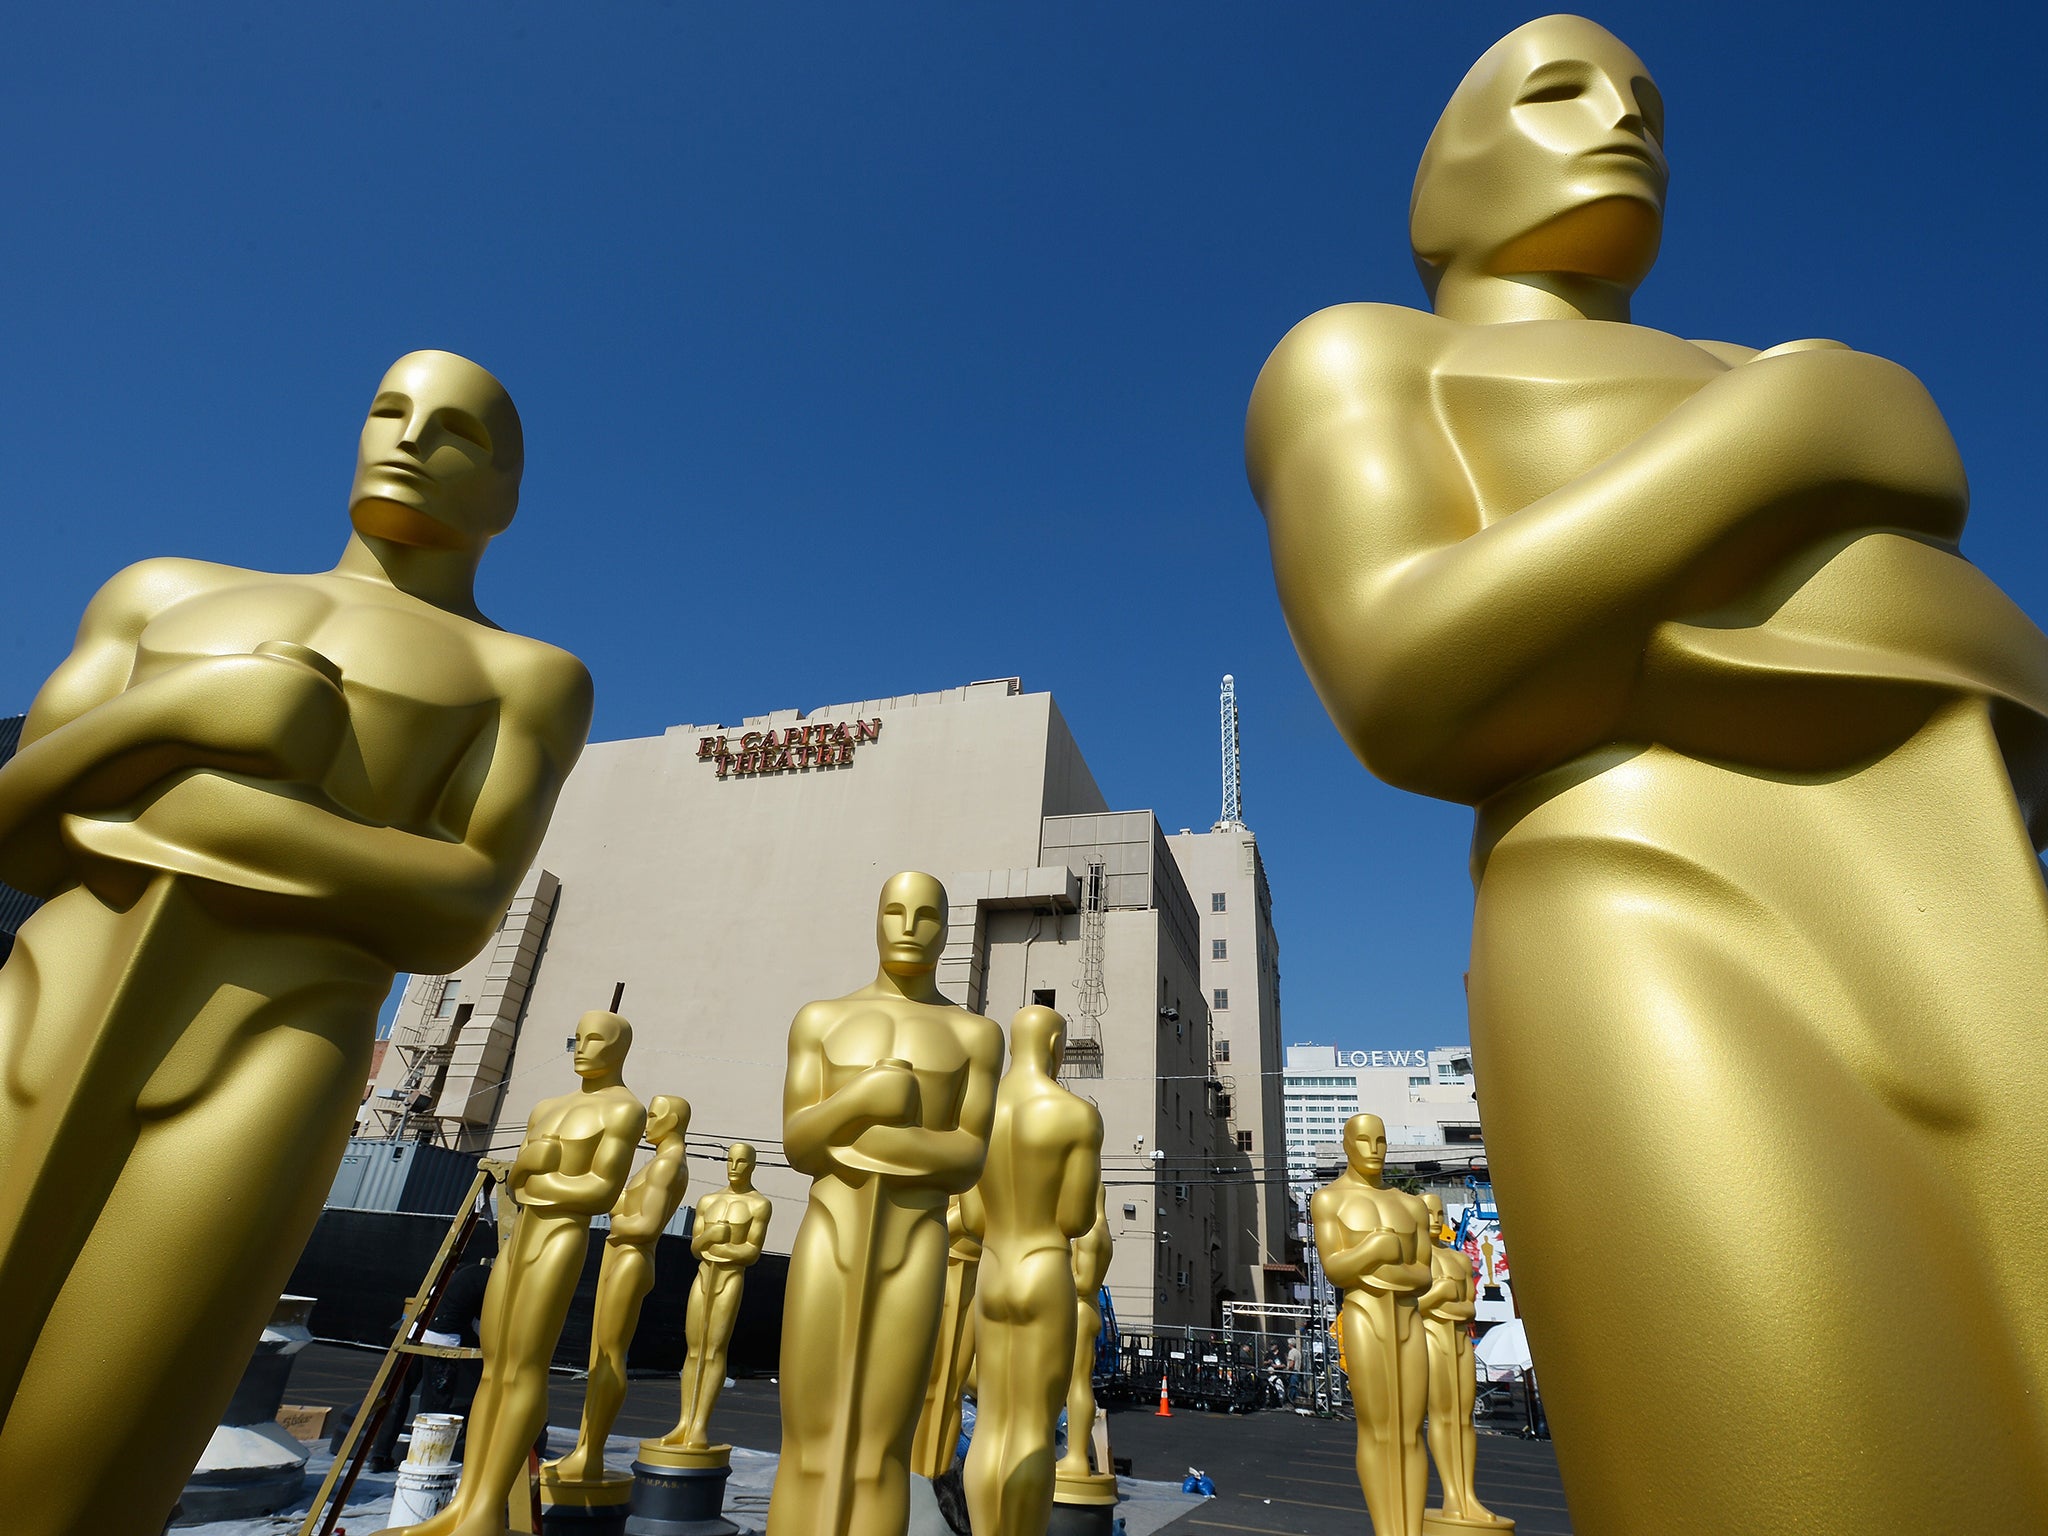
top-left (385, 1462), bottom-right (459, 1527)
top-left (404, 1413), bottom-right (463, 1469)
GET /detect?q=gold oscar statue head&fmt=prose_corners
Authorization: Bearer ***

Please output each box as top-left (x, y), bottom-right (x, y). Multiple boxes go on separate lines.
top-left (1009, 1003), bottom-right (1067, 1075)
top-left (727, 1141), bottom-right (758, 1188)
top-left (646, 1093), bottom-right (689, 1144)
top-left (349, 349), bottom-right (524, 554)
top-left (875, 869), bottom-right (948, 976)
top-left (572, 1009), bottom-right (633, 1082)
top-left (1422, 1190), bottom-right (1451, 1243)
top-left (1410, 14), bottom-right (1665, 315)
top-left (1342, 1112), bottom-right (1389, 1181)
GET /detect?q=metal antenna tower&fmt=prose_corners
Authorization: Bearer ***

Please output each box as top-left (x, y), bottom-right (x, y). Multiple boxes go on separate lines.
top-left (1215, 673), bottom-right (1245, 830)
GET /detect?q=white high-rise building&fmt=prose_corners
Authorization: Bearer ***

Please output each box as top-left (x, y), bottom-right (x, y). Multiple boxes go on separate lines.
top-left (1281, 1042), bottom-right (1483, 1182)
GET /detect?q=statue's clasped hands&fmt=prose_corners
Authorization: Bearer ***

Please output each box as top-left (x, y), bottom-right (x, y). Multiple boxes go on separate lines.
top-left (151, 640), bottom-right (349, 787)
top-left (855, 1057), bottom-right (922, 1128)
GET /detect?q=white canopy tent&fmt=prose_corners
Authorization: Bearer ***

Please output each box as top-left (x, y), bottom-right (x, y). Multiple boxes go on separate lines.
top-left (1474, 1318), bottom-right (1532, 1374)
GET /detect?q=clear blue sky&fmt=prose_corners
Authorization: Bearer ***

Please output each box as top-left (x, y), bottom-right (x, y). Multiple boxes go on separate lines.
top-left (3, 5), bottom-right (2041, 1052)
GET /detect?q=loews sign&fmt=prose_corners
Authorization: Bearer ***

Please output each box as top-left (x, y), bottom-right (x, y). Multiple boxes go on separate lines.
top-left (1339, 1049), bottom-right (1434, 1068)
top-left (697, 719), bottom-right (882, 779)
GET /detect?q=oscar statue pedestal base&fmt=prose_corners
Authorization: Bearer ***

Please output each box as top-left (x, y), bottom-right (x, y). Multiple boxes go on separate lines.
top-left (538, 1467), bottom-right (634, 1536)
top-left (1049, 1470), bottom-right (1120, 1536)
top-left (628, 1443), bottom-right (740, 1536)
top-left (1423, 1510), bottom-right (1516, 1534)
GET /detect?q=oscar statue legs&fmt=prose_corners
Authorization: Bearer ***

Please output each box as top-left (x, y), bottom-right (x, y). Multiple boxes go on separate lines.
top-left (555, 1247), bottom-right (655, 1482)
top-left (965, 1248), bottom-right (1077, 1536)
top-left (912, 1252), bottom-right (978, 1478)
top-left (404, 1210), bottom-right (592, 1536)
top-left (673, 1264), bottom-right (738, 1449)
top-left (1422, 1321), bottom-right (1501, 1528)
top-left (1053, 1294), bottom-right (1098, 1480)
top-left (768, 1190), bottom-right (946, 1536)
top-left (0, 881), bottom-right (380, 1536)
top-left (1342, 1293), bottom-right (1426, 1536)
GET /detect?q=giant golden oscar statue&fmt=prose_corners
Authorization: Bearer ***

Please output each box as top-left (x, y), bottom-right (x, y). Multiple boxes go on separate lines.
top-left (1247, 15), bottom-right (2048, 1531)
top-left (964, 1006), bottom-right (1104, 1536)
top-left (646, 1140), bottom-right (773, 1458)
top-left (1416, 1193), bottom-right (1509, 1534)
top-left (394, 1010), bottom-right (647, 1536)
top-left (0, 351), bottom-right (592, 1536)
top-left (1312, 1114), bottom-right (1433, 1536)
top-left (543, 1093), bottom-right (693, 1512)
top-left (769, 872), bottom-right (1005, 1536)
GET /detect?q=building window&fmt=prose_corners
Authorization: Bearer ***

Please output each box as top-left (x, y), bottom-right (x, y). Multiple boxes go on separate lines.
top-left (1212, 892), bottom-right (1226, 912)
top-left (1211, 938), bottom-right (1227, 960)
top-left (1215, 1039), bottom-right (1230, 1063)
top-left (1031, 988), bottom-right (1056, 1008)
top-left (1213, 989), bottom-right (1229, 1010)
top-left (1237, 1130), bottom-right (1253, 1151)
top-left (1409, 1075), bottom-right (1428, 1087)
top-left (436, 980), bottom-right (462, 1017)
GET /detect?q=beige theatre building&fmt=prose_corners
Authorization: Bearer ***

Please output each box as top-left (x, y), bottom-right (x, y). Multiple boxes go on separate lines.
top-left (368, 677), bottom-right (1289, 1330)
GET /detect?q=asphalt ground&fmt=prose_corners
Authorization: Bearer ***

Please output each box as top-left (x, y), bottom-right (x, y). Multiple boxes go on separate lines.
top-left (1103, 1399), bottom-right (1572, 1535)
top-left (286, 1343), bottom-right (1572, 1534)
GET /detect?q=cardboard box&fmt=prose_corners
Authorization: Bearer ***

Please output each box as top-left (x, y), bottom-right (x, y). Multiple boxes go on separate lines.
top-left (277, 1404), bottom-right (331, 1443)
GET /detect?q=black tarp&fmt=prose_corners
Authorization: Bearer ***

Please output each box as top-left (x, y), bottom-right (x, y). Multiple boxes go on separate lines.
top-left (284, 1207), bottom-right (790, 1376)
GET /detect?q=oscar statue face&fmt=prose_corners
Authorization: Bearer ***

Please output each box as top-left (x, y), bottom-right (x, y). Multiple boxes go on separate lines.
top-left (349, 349), bottom-right (524, 552)
top-left (645, 1095), bottom-right (684, 1144)
top-left (727, 1142), bottom-right (757, 1189)
top-left (874, 870), bottom-right (947, 976)
top-left (572, 1011), bottom-right (632, 1081)
top-left (1411, 15), bottom-right (1666, 301)
top-left (1343, 1112), bottom-right (1388, 1181)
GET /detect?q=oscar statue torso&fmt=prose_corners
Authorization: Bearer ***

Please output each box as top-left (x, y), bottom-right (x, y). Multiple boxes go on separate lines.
top-left (0, 558), bottom-right (587, 1533)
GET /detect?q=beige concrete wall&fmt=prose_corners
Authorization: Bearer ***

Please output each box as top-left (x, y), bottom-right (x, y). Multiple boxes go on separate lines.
top-left (377, 681), bottom-right (1082, 1257)
top-left (369, 680), bottom-right (1253, 1329)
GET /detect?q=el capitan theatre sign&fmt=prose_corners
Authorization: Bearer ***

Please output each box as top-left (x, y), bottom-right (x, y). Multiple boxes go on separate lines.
top-left (697, 718), bottom-right (882, 779)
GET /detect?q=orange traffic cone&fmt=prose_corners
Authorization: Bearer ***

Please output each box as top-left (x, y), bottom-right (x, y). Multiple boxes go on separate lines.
top-left (1155, 1377), bottom-right (1172, 1417)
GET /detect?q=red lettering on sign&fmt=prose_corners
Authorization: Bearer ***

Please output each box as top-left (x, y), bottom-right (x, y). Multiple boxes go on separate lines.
top-left (700, 717), bottom-right (885, 773)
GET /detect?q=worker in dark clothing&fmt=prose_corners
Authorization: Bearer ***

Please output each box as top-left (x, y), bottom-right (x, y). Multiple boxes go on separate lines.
top-left (369, 1224), bottom-right (496, 1472)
